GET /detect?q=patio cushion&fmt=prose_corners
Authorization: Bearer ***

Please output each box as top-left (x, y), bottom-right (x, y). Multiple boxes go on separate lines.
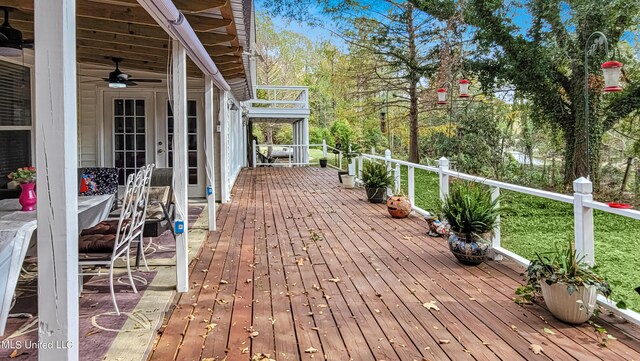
top-left (147, 186), bottom-right (170, 220)
top-left (79, 233), bottom-right (116, 253)
top-left (81, 219), bottom-right (129, 236)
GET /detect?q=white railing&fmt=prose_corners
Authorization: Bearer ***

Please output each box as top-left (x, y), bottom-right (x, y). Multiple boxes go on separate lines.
top-left (252, 139), bottom-right (343, 169)
top-left (358, 149), bottom-right (640, 326)
top-left (247, 85), bottom-right (309, 110)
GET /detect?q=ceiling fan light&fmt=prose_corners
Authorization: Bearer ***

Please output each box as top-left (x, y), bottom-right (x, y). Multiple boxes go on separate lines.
top-left (109, 82), bottom-right (127, 89)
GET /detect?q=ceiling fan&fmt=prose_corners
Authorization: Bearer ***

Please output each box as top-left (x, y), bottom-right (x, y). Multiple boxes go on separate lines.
top-left (105, 58), bottom-right (162, 88)
top-left (0, 7), bottom-right (33, 57)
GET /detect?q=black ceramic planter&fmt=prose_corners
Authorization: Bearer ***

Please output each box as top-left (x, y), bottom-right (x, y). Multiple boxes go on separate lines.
top-left (366, 187), bottom-right (387, 203)
top-left (320, 159), bottom-right (328, 168)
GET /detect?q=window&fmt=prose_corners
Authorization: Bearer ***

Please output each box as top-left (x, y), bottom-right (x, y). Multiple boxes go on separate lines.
top-left (0, 60), bottom-right (32, 189)
top-left (113, 99), bottom-right (146, 185)
top-left (167, 101), bottom-right (198, 185)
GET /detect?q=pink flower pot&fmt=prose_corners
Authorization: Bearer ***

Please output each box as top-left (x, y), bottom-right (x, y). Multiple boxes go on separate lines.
top-left (19, 182), bottom-right (37, 211)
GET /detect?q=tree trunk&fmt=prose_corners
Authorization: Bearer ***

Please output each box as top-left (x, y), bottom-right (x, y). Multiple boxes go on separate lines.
top-left (407, 4), bottom-right (419, 163)
top-left (621, 157), bottom-right (634, 194)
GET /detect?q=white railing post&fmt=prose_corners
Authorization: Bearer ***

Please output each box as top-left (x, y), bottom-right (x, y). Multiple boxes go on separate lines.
top-left (339, 151), bottom-right (342, 169)
top-left (322, 139), bottom-right (327, 158)
top-left (573, 177), bottom-right (595, 265)
top-left (252, 139), bottom-right (257, 168)
top-left (385, 149), bottom-right (392, 196)
top-left (371, 146), bottom-right (376, 155)
top-left (394, 163), bottom-right (401, 195)
top-left (408, 166), bottom-right (415, 206)
top-left (438, 157), bottom-right (450, 202)
top-left (358, 154), bottom-right (363, 181)
top-left (490, 187), bottom-right (503, 260)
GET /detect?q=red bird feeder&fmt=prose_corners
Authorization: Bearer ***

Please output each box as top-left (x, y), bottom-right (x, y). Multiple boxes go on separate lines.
top-left (601, 61), bottom-right (623, 92)
top-left (437, 88), bottom-right (447, 105)
top-left (459, 79), bottom-right (470, 98)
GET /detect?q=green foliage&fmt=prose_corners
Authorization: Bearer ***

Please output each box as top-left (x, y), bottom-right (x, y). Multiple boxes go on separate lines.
top-left (439, 182), bottom-right (500, 235)
top-left (330, 119), bottom-right (354, 148)
top-left (525, 243), bottom-right (613, 299)
top-left (361, 161), bottom-right (394, 189)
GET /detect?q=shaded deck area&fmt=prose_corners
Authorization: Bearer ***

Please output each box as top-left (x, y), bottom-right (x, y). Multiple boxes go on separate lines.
top-left (150, 167), bottom-right (640, 361)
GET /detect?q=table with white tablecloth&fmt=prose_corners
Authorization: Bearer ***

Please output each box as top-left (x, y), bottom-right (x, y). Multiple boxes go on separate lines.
top-left (0, 194), bottom-right (115, 335)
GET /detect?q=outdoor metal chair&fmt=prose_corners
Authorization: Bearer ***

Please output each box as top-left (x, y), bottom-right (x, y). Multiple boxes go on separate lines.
top-left (78, 164), bottom-right (153, 315)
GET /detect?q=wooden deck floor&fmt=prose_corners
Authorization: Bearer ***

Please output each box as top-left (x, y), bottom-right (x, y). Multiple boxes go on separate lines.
top-left (150, 167), bottom-right (640, 361)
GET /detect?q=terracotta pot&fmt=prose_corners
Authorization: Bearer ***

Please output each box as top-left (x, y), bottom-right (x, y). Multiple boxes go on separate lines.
top-left (387, 195), bottom-right (411, 218)
top-left (447, 231), bottom-right (489, 265)
top-left (540, 280), bottom-right (597, 324)
top-left (19, 182), bottom-right (37, 211)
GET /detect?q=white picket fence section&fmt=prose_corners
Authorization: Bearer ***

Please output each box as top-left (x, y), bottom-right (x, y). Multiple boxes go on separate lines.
top-left (358, 149), bottom-right (640, 326)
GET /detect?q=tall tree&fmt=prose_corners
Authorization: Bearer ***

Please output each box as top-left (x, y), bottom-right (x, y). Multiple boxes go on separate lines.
top-left (413, 0), bottom-right (640, 185)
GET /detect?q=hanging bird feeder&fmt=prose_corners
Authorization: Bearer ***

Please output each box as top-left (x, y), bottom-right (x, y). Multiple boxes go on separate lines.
top-left (601, 61), bottom-right (623, 92)
top-left (459, 79), bottom-right (470, 98)
top-left (437, 88), bottom-right (447, 105)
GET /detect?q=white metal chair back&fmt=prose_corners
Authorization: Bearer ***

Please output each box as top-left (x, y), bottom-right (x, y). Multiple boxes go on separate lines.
top-left (112, 165), bottom-right (153, 258)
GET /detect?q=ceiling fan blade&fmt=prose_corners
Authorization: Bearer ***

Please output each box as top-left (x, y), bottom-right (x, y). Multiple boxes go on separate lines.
top-left (125, 81), bottom-right (138, 86)
top-left (128, 78), bottom-right (162, 83)
top-left (0, 33), bottom-right (7, 41)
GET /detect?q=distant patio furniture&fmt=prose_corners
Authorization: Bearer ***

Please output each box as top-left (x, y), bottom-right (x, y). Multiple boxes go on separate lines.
top-left (78, 164), bottom-right (153, 315)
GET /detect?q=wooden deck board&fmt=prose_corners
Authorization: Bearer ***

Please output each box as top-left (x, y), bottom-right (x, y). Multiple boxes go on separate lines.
top-left (150, 167), bottom-right (640, 361)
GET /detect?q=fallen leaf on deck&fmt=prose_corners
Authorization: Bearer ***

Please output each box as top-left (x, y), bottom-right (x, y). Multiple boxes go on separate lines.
top-left (374, 309), bottom-right (381, 313)
top-left (216, 299), bottom-right (229, 305)
top-left (438, 340), bottom-right (450, 344)
top-left (297, 258), bottom-right (305, 266)
top-left (9, 349), bottom-right (25, 358)
top-left (249, 331), bottom-right (260, 338)
top-left (245, 279), bottom-right (252, 284)
top-left (543, 327), bottom-right (555, 335)
top-left (529, 344), bottom-right (543, 354)
top-left (511, 325), bottom-right (518, 331)
top-left (423, 301), bottom-right (440, 311)
top-left (251, 354), bottom-right (276, 361)
top-left (220, 280), bottom-right (229, 284)
top-left (327, 278), bottom-right (340, 283)
top-left (185, 314), bottom-right (196, 321)
top-left (241, 347), bottom-right (249, 354)
top-left (305, 347), bottom-right (318, 353)
top-left (86, 329), bottom-right (100, 336)
top-left (205, 323), bottom-right (217, 332)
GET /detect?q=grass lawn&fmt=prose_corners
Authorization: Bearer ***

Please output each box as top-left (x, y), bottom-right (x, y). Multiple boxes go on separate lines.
top-left (401, 167), bottom-right (640, 312)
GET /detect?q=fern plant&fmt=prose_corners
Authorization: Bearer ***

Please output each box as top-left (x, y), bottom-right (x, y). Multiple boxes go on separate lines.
top-left (361, 161), bottom-right (394, 189)
top-left (439, 182), bottom-right (500, 236)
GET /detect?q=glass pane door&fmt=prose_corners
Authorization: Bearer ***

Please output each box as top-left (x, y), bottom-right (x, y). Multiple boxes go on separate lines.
top-left (113, 99), bottom-right (146, 185)
top-left (167, 100), bottom-right (198, 185)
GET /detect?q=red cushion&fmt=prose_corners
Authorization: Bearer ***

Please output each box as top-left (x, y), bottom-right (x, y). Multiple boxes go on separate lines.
top-left (79, 234), bottom-right (116, 253)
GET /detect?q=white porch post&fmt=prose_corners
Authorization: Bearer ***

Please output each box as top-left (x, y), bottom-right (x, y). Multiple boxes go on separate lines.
top-left (303, 117), bottom-right (309, 164)
top-left (438, 157), bottom-right (450, 202)
top-left (172, 40), bottom-right (189, 292)
top-left (573, 177), bottom-right (595, 265)
top-left (219, 91), bottom-right (229, 203)
top-left (204, 75), bottom-right (217, 232)
top-left (292, 121), bottom-right (298, 165)
top-left (35, 0), bottom-right (79, 359)
top-left (322, 139), bottom-right (327, 158)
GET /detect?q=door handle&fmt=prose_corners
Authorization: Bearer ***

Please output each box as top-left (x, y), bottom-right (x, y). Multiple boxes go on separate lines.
top-left (158, 149), bottom-right (165, 154)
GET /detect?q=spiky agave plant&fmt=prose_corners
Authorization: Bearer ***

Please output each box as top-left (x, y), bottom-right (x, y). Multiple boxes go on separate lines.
top-left (361, 161), bottom-right (394, 189)
top-left (439, 182), bottom-right (500, 238)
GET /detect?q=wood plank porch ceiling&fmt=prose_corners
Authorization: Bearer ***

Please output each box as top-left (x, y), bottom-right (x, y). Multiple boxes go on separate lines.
top-left (0, 0), bottom-right (246, 79)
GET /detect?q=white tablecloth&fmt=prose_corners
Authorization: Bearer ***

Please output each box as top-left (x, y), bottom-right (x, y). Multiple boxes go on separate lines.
top-left (0, 194), bottom-right (114, 336)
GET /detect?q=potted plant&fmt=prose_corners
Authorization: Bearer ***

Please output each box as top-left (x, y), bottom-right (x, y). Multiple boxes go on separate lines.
top-left (9, 167), bottom-right (37, 211)
top-left (439, 182), bottom-right (499, 265)
top-left (319, 157), bottom-right (328, 168)
top-left (361, 161), bottom-right (393, 203)
top-left (387, 193), bottom-right (411, 218)
top-left (521, 244), bottom-right (618, 324)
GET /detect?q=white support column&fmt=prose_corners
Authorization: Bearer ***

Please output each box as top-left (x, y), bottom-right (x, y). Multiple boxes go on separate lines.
top-left (573, 177), bottom-right (595, 265)
top-left (438, 157), bottom-right (450, 202)
top-left (358, 154), bottom-right (363, 180)
top-left (394, 163), bottom-right (401, 195)
top-left (322, 139), bottom-right (327, 158)
top-left (252, 139), bottom-right (257, 168)
top-left (408, 166), bottom-right (415, 206)
top-left (35, 1), bottom-right (79, 359)
top-left (385, 149), bottom-right (392, 196)
top-left (292, 121), bottom-right (298, 165)
top-left (490, 187), bottom-right (503, 260)
top-left (172, 40), bottom-right (189, 292)
top-left (303, 117), bottom-right (310, 164)
top-left (218, 91), bottom-right (229, 203)
top-left (204, 76), bottom-right (217, 232)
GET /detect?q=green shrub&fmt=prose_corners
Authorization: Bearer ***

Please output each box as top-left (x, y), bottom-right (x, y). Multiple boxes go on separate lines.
top-left (439, 182), bottom-right (500, 235)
